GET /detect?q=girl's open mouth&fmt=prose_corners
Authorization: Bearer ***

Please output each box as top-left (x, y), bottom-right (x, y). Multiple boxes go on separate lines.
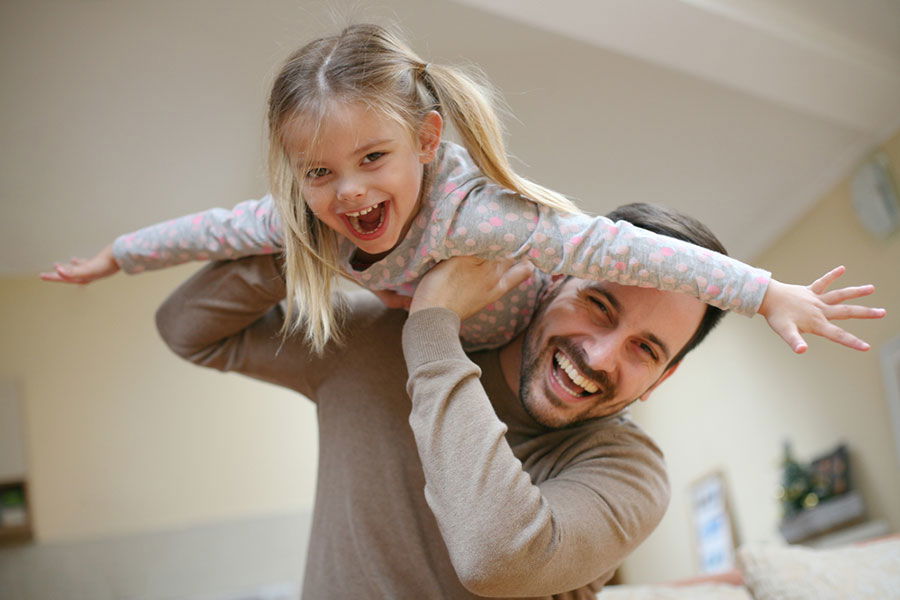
top-left (344, 201), bottom-right (389, 241)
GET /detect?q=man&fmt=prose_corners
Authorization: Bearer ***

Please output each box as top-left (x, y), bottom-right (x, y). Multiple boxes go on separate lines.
top-left (153, 205), bottom-right (774, 597)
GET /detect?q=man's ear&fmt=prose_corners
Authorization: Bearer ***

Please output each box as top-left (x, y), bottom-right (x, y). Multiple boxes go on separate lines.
top-left (638, 361), bottom-right (682, 403)
top-left (418, 110), bottom-right (443, 163)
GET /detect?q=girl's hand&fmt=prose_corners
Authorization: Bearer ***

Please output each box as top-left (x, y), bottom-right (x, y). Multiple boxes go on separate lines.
top-left (410, 256), bottom-right (535, 321)
top-left (758, 266), bottom-right (886, 353)
top-left (40, 244), bottom-right (120, 284)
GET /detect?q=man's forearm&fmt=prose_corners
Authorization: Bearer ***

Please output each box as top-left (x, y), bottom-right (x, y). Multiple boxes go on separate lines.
top-left (155, 255), bottom-right (317, 393)
top-left (401, 308), bottom-right (669, 596)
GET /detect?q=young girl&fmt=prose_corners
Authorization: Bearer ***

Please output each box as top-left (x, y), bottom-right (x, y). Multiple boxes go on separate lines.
top-left (43, 24), bottom-right (882, 354)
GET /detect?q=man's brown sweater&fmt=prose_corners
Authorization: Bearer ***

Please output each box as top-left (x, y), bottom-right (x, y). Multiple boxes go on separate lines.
top-left (155, 256), bottom-right (670, 599)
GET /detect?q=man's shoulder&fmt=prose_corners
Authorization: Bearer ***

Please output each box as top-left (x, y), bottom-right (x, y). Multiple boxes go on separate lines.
top-left (540, 411), bottom-right (666, 467)
top-left (331, 289), bottom-right (409, 354)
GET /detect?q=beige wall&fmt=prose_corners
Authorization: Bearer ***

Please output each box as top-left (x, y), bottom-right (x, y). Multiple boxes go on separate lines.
top-left (0, 267), bottom-right (318, 541)
top-left (621, 129), bottom-right (900, 583)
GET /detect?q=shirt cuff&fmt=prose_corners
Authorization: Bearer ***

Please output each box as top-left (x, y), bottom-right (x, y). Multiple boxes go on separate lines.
top-left (744, 268), bottom-right (772, 316)
top-left (112, 234), bottom-right (140, 274)
top-left (402, 307), bottom-right (468, 370)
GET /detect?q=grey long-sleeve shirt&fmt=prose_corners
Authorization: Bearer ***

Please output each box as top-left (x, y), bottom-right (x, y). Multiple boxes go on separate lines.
top-left (155, 255), bottom-right (670, 598)
top-left (125, 141), bottom-right (769, 352)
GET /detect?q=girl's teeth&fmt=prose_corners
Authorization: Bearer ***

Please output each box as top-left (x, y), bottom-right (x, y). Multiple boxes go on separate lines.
top-left (348, 204), bottom-right (385, 235)
top-left (346, 204), bottom-right (377, 217)
top-left (555, 352), bottom-right (599, 394)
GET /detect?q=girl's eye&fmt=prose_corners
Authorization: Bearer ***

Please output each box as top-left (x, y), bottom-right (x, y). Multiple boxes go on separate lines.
top-left (306, 167), bottom-right (330, 179)
top-left (363, 152), bottom-right (385, 164)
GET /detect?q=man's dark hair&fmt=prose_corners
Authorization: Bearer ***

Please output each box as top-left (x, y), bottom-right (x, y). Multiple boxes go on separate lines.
top-left (605, 202), bottom-right (729, 367)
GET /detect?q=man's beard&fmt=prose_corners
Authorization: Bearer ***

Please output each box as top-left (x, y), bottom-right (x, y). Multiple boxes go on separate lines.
top-left (518, 328), bottom-right (618, 430)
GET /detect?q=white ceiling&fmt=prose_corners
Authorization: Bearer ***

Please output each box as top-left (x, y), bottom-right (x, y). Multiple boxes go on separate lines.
top-left (2, 0), bottom-right (899, 276)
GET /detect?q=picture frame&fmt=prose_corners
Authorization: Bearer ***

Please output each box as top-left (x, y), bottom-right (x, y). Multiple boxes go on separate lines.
top-left (881, 335), bottom-right (900, 466)
top-left (809, 444), bottom-right (851, 501)
top-left (689, 470), bottom-right (740, 574)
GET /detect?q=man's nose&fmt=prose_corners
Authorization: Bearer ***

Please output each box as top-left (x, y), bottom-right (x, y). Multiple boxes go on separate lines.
top-left (581, 336), bottom-right (620, 375)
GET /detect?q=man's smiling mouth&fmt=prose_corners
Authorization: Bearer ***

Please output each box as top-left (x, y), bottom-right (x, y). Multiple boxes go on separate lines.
top-left (552, 350), bottom-right (601, 398)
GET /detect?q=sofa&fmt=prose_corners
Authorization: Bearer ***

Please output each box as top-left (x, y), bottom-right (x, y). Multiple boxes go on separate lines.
top-left (598, 535), bottom-right (900, 599)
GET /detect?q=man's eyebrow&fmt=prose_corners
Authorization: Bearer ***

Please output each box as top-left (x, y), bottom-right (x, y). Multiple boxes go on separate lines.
top-left (584, 284), bottom-right (622, 313)
top-left (644, 332), bottom-right (671, 362)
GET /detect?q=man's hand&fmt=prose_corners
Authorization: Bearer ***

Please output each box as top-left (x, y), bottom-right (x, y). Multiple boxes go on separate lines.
top-left (410, 256), bottom-right (535, 321)
top-left (40, 243), bottom-right (120, 284)
top-left (758, 266), bottom-right (886, 353)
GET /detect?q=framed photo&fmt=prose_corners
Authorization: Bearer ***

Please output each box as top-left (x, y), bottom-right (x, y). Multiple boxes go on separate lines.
top-left (689, 470), bottom-right (740, 574)
top-left (881, 335), bottom-right (900, 466)
top-left (809, 444), bottom-right (851, 500)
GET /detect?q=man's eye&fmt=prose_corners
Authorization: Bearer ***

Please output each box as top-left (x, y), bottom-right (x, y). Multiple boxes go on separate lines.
top-left (589, 297), bottom-right (609, 313)
top-left (363, 152), bottom-right (385, 164)
top-left (305, 167), bottom-right (330, 179)
top-left (639, 342), bottom-right (658, 361)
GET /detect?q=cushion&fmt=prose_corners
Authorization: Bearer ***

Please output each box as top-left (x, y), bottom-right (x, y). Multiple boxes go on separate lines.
top-left (598, 583), bottom-right (752, 599)
top-left (738, 538), bottom-right (900, 600)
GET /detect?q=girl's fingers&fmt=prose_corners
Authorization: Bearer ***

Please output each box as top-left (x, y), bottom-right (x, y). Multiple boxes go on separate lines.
top-left (40, 270), bottom-right (84, 284)
top-left (817, 322), bottom-right (870, 351)
top-left (809, 265), bottom-right (845, 294)
top-left (825, 305), bottom-right (887, 320)
top-left (55, 265), bottom-right (88, 283)
top-left (774, 321), bottom-right (808, 354)
top-left (820, 285), bottom-right (875, 304)
top-left (55, 263), bottom-right (93, 284)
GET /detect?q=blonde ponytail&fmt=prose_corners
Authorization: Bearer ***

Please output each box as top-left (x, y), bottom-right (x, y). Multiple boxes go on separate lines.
top-left (422, 64), bottom-right (581, 215)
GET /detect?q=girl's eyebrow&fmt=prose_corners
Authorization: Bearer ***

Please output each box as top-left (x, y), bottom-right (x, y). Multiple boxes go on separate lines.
top-left (354, 138), bottom-right (392, 155)
top-left (294, 138), bottom-right (393, 166)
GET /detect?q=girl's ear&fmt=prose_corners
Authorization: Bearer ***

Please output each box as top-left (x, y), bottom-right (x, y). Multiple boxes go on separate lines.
top-left (417, 110), bottom-right (443, 163)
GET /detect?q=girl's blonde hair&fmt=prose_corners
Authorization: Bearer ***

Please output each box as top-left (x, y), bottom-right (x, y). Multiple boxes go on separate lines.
top-left (268, 23), bottom-right (581, 352)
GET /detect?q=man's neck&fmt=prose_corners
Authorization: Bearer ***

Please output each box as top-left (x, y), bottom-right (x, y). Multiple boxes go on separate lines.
top-left (498, 332), bottom-right (524, 398)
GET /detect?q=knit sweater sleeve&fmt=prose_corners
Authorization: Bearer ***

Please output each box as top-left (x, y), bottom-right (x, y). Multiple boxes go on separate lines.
top-left (402, 308), bottom-right (670, 596)
top-left (112, 195), bottom-right (283, 274)
top-left (429, 182), bottom-right (770, 316)
top-left (154, 255), bottom-right (333, 398)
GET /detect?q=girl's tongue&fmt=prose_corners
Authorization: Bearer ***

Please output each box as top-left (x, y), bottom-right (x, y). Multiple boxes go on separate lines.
top-left (357, 204), bottom-right (383, 232)
top-left (348, 201), bottom-right (386, 235)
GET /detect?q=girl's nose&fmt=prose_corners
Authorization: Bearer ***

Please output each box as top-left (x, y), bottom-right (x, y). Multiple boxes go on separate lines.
top-left (336, 176), bottom-right (366, 203)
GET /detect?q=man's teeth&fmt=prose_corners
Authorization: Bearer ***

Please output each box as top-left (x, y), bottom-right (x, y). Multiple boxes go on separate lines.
top-left (555, 352), bottom-right (600, 394)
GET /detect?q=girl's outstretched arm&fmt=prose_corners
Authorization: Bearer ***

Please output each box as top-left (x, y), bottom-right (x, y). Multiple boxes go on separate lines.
top-left (426, 178), bottom-right (884, 352)
top-left (41, 196), bottom-right (283, 285)
top-left (758, 265), bottom-right (886, 353)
